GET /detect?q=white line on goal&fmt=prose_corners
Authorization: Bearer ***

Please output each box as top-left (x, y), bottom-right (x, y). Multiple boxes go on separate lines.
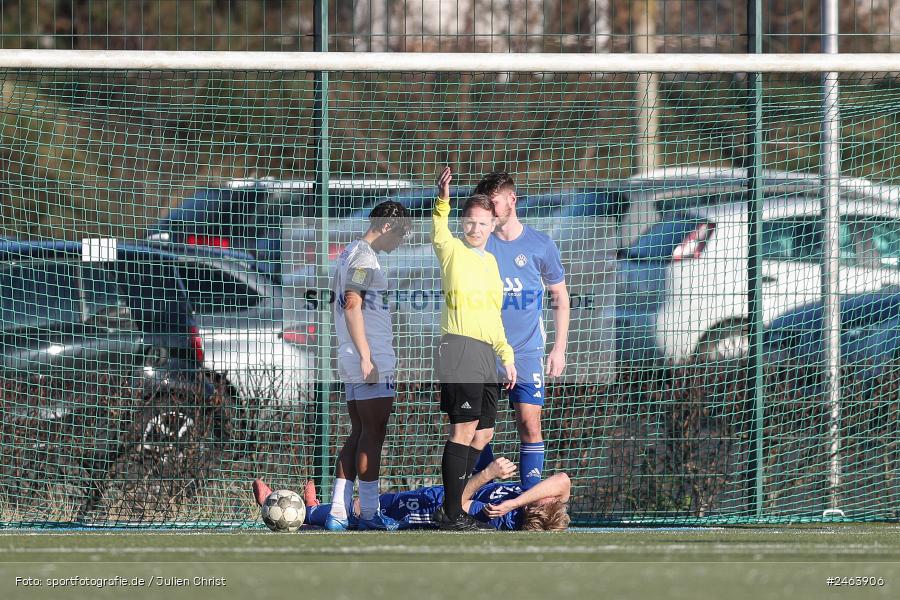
top-left (1, 50), bottom-right (900, 72)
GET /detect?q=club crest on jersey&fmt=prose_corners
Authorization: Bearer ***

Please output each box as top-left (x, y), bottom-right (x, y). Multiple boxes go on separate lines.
top-left (515, 253), bottom-right (528, 267)
top-left (350, 268), bottom-right (368, 285)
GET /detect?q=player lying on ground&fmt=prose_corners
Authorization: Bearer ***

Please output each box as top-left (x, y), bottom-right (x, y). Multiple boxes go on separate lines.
top-left (253, 458), bottom-right (570, 531)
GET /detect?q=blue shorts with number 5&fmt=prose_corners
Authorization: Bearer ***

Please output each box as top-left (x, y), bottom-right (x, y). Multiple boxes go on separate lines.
top-left (499, 354), bottom-right (545, 407)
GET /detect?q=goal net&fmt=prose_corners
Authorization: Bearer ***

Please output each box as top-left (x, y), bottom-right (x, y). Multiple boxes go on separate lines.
top-left (0, 51), bottom-right (897, 527)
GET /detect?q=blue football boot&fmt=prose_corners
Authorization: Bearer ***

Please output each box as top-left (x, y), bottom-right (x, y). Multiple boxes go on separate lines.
top-left (324, 513), bottom-right (350, 531)
top-left (357, 511), bottom-right (400, 531)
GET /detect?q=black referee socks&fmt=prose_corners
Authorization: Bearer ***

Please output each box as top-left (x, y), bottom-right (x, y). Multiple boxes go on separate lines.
top-left (466, 448), bottom-right (482, 477)
top-left (440, 441), bottom-right (471, 519)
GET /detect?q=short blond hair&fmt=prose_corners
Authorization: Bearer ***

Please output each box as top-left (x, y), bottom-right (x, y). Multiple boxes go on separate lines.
top-left (520, 500), bottom-right (570, 531)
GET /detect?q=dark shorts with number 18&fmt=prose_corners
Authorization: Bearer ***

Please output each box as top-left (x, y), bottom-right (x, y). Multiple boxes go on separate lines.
top-left (436, 334), bottom-right (499, 429)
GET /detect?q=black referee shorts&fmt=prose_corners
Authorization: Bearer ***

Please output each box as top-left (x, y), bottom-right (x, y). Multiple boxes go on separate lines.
top-left (436, 334), bottom-right (499, 430)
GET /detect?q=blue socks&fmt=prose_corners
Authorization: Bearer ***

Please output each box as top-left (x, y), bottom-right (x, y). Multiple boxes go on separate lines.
top-left (520, 442), bottom-right (545, 490)
top-left (474, 441), bottom-right (544, 490)
top-left (472, 443), bottom-right (494, 474)
top-left (306, 503), bottom-right (329, 527)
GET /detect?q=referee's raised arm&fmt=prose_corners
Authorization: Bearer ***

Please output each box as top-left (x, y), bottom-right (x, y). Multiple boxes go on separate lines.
top-left (431, 166), bottom-right (455, 259)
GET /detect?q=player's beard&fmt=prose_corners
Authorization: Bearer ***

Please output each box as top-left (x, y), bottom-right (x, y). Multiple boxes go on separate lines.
top-left (495, 203), bottom-right (512, 227)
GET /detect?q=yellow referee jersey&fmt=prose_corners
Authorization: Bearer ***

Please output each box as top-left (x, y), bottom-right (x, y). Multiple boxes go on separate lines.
top-left (431, 197), bottom-right (514, 365)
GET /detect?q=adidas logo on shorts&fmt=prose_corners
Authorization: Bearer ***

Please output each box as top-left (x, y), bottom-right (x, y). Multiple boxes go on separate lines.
top-left (460, 402), bottom-right (472, 409)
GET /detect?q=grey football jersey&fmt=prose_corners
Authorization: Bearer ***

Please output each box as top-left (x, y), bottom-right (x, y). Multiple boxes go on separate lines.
top-left (332, 239), bottom-right (395, 369)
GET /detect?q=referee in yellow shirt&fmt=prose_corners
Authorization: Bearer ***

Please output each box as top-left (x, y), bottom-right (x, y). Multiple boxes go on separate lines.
top-left (432, 166), bottom-right (517, 531)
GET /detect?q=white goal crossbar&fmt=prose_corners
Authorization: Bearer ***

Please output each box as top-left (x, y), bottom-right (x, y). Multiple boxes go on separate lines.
top-left (0, 50), bottom-right (899, 72)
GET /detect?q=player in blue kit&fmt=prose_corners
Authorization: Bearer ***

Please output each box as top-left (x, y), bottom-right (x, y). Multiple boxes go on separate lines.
top-left (475, 172), bottom-right (571, 490)
top-left (252, 458), bottom-right (571, 531)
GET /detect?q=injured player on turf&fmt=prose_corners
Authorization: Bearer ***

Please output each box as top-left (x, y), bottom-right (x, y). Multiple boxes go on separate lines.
top-left (252, 458), bottom-right (570, 531)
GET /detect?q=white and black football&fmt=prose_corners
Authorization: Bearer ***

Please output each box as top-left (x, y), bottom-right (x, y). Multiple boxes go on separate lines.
top-left (261, 489), bottom-right (306, 532)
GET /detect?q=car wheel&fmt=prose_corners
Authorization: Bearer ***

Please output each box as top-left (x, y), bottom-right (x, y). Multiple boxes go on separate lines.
top-left (694, 322), bottom-right (750, 364)
top-left (82, 392), bottom-right (231, 523)
top-left (134, 391), bottom-right (231, 466)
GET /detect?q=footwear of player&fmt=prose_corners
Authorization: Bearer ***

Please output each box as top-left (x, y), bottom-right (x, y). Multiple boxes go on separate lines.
top-left (303, 480), bottom-right (320, 507)
top-left (465, 514), bottom-right (494, 531)
top-left (252, 479), bottom-right (273, 507)
top-left (357, 511), bottom-right (400, 531)
top-left (433, 506), bottom-right (492, 531)
top-left (324, 514), bottom-right (350, 531)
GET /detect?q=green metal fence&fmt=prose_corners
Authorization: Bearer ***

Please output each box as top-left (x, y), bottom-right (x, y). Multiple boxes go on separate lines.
top-left (0, 1), bottom-right (899, 528)
top-left (0, 63), bottom-right (898, 526)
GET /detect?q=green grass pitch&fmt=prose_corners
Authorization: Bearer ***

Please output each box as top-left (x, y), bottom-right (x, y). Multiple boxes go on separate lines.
top-left (1, 525), bottom-right (898, 600)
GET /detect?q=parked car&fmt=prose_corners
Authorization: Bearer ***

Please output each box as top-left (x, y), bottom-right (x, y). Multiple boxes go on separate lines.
top-left (0, 239), bottom-right (226, 514)
top-left (615, 167), bottom-right (900, 366)
top-left (325, 185), bottom-right (625, 277)
top-left (618, 167), bottom-right (900, 248)
top-left (312, 185), bottom-right (625, 382)
top-left (144, 241), bottom-right (317, 408)
top-left (148, 177), bottom-right (418, 280)
top-left (764, 289), bottom-right (900, 375)
top-left (0, 239), bottom-right (213, 411)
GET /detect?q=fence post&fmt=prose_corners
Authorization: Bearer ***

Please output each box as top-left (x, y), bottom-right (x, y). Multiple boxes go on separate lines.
top-left (745, 0), bottom-right (766, 519)
top-left (634, 0), bottom-right (659, 174)
top-left (313, 0), bottom-right (332, 499)
top-left (821, 0), bottom-right (844, 518)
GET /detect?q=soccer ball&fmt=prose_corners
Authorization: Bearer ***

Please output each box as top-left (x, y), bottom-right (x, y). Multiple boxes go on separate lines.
top-left (261, 489), bottom-right (306, 532)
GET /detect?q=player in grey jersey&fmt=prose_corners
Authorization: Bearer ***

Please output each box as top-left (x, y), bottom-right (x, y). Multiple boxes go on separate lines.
top-left (326, 200), bottom-right (411, 531)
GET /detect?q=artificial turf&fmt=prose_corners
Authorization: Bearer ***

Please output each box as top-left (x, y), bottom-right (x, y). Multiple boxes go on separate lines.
top-left (1, 525), bottom-right (898, 600)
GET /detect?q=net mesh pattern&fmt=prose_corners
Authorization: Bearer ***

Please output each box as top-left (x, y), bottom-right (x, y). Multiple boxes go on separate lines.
top-left (0, 68), bottom-right (899, 527)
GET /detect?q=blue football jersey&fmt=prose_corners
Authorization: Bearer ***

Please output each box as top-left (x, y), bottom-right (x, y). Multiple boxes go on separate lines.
top-left (486, 226), bottom-right (565, 356)
top-left (379, 483), bottom-right (524, 530)
top-left (467, 482), bottom-right (524, 531)
top-left (380, 486), bottom-right (445, 528)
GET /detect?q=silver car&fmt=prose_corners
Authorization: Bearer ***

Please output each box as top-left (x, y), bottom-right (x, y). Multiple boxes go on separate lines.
top-left (153, 244), bottom-right (317, 407)
top-left (617, 167), bottom-right (900, 364)
top-left (305, 186), bottom-right (622, 383)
